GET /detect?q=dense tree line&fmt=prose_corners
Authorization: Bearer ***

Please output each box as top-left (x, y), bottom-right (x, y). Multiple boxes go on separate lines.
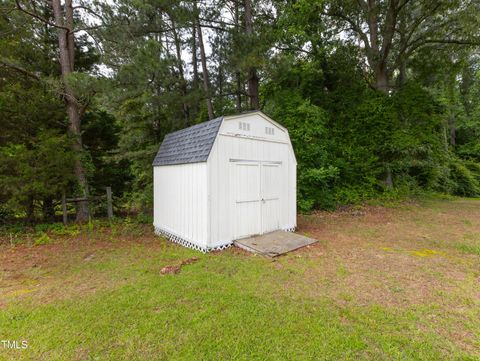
top-left (0, 0), bottom-right (479, 222)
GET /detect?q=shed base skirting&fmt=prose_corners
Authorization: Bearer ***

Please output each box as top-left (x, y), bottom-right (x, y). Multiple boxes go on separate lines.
top-left (154, 225), bottom-right (296, 253)
top-left (154, 226), bottom-right (232, 253)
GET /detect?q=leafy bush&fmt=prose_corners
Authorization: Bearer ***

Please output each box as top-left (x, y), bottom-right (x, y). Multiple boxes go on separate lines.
top-left (35, 223), bottom-right (81, 237)
top-left (448, 158), bottom-right (480, 196)
top-left (265, 91), bottom-right (338, 211)
top-left (297, 166), bottom-right (339, 211)
top-left (0, 131), bottom-right (75, 221)
top-left (136, 213), bottom-right (153, 224)
top-left (34, 223), bottom-right (53, 233)
top-left (465, 160), bottom-right (480, 182)
top-left (0, 205), bottom-right (14, 224)
top-left (334, 183), bottom-right (379, 206)
top-left (264, 60), bottom-right (468, 211)
top-left (51, 225), bottom-right (80, 237)
top-left (34, 232), bottom-right (52, 246)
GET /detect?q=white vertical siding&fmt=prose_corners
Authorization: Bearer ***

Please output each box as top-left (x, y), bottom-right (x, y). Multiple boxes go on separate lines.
top-left (153, 163), bottom-right (208, 248)
top-left (288, 150), bottom-right (297, 229)
top-left (153, 112), bottom-right (297, 251)
top-left (207, 113), bottom-right (297, 248)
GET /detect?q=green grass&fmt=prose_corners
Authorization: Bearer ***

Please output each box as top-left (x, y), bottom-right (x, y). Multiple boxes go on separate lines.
top-left (456, 243), bottom-right (480, 256)
top-left (1, 198), bottom-right (479, 360)
top-left (1, 252), bottom-right (472, 361)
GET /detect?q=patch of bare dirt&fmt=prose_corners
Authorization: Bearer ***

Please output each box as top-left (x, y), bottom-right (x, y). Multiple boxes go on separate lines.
top-left (292, 200), bottom-right (480, 309)
top-left (160, 256), bottom-right (200, 275)
top-left (0, 224), bottom-right (167, 308)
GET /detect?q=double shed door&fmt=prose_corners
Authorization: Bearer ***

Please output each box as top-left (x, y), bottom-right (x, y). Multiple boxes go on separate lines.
top-left (232, 159), bottom-right (281, 239)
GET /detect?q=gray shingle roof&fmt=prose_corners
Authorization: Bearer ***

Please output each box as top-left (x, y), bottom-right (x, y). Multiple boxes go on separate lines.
top-left (152, 116), bottom-right (223, 166)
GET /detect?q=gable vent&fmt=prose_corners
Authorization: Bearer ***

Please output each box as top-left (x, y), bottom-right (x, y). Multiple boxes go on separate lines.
top-left (239, 122), bottom-right (250, 131)
top-left (265, 127), bottom-right (275, 135)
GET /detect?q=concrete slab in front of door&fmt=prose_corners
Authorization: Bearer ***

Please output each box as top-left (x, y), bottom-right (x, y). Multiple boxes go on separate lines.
top-left (234, 230), bottom-right (317, 257)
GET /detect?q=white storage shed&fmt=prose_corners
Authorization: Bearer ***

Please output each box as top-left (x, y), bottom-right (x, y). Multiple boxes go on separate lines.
top-left (152, 111), bottom-right (297, 252)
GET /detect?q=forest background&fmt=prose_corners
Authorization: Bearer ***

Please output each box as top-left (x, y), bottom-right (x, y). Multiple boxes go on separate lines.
top-left (1, 0), bottom-right (479, 223)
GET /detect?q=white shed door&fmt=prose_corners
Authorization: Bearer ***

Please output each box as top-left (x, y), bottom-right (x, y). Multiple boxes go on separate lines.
top-left (261, 163), bottom-right (280, 233)
top-left (232, 160), bottom-right (281, 239)
top-left (234, 163), bottom-right (262, 238)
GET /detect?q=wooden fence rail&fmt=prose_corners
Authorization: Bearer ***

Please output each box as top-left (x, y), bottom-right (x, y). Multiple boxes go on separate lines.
top-left (61, 186), bottom-right (113, 225)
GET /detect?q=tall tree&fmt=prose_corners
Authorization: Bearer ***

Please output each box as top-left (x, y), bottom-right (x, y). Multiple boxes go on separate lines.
top-left (322, 0), bottom-right (480, 92)
top-left (14, 0), bottom-right (92, 220)
top-left (195, 15), bottom-right (215, 119)
top-left (233, 0), bottom-right (243, 111)
top-left (0, 1), bottom-right (77, 221)
top-left (170, 17), bottom-right (189, 125)
top-left (244, 0), bottom-right (259, 109)
top-left (51, 0), bottom-right (89, 220)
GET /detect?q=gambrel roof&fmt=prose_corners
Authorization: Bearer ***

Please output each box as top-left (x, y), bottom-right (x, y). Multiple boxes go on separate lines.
top-left (152, 116), bottom-right (223, 166)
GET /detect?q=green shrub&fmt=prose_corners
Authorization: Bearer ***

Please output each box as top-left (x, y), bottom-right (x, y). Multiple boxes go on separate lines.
top-left (263, 56), bottom-right (479, 210)
top-left (51, 224), bottom-right (80, 236)
top-left (264, 91), bottom-right (337, 211)
top-left (34, 223), bottom-right (79, 236)
top-left (34, 232), bottom-right (52, 246)
top-left (0, 223), bottom-right (27, 235)
top-left (34, 223), bottom-right (52, 233)
top-left (449, 158), bottom-right (480, 196)
top-left (0, 205), bottom-right (14, 224)
top-left (136, 213), bottom-right (153, 224)
top-left (464, 160), bottom-right (480, 181)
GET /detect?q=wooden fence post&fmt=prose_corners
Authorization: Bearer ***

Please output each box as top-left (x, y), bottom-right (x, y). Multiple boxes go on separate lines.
top-left (106, 187), bottom-right (113, 220)
top-left (62, 191), bottom-right (67, 225)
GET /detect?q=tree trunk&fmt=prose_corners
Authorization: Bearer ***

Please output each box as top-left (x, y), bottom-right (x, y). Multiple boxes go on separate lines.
top-left (26, 194), bottom-right (35, 224)
top-left (247, 68), bottom-right (259, 109)
top-left (172, 19), bottom-right (189, 125)
top-left (190, 22), bottom-right (200, 118)
top-left (65, 0), bottom-right (74, 69)
top-left (236, 71), bottom-right (242, 112)
top-left (192, 23), bottom-right (199, 90)
top-left (398, 59), bottom-right (406, 87)
top-left (218, 58), bottom-right (224, 108)
top-left (443, 121), bottom-right (449, 151)
top-left (447, 73), bottom-right (457, 147)
top-left (374, 64), bottom-right (389, 93)
top-left (397, 13), bottom-right (407, 87)
top-left (449, 113), bottom-right (456, 146)
top-left (234, 2), bottom-right (242, 112)
top-left (42, 196), bottom-right (55, 222)
top-left (196, 16), bottom-right (214, 120)
top-left (365, 0), bottom-right (390, 94)
top-left (385, 165), bottom-right (393, 188)
top-left (52, 0), bottom-right (89, 222)
top-left (69, 108), bottom-right (90, 222)
top-left (244, 0), bottom-right (260, 110)
top-left (450, 127), bottom-right (456, 146)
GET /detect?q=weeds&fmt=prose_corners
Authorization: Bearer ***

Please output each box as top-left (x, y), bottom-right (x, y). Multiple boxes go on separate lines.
top-left (456, 243), bottom-right (480, 256)
top-left (34, 232), bottom-right (51, 246)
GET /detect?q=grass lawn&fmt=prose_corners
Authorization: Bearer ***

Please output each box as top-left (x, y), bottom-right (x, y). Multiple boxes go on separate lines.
top-left (0, 197), bottom-right (479, 360)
